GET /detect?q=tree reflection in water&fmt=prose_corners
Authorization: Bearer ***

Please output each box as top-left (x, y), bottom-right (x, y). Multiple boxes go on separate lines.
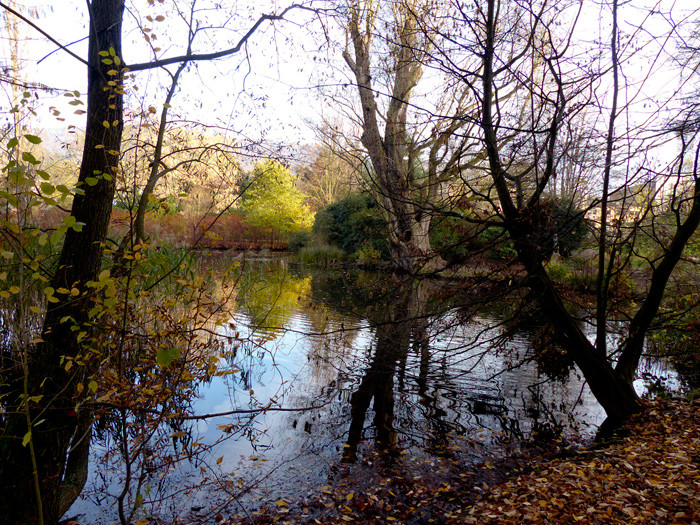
top-left (69, 258), bottom-right (681, 521)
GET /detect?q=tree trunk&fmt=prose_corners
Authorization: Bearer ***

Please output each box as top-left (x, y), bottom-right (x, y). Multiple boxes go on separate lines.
top-left (478, 0), bottom-right (642, 423)
top-left (343, 2), bottom-right (443, 272)
top-left (0, 1), bottom-right (125, 520)
top-left (511, 229), bottom-right (643, 420)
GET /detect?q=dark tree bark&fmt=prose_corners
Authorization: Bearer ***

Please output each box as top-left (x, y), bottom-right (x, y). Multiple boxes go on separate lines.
top-left (475, 0), bottom-right (700, 423)
top-left (0, 1), bottom-right (125, 520)
top-left (477, 0), bottom-right (644, 422)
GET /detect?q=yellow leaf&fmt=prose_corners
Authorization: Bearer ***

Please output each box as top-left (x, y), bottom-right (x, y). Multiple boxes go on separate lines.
top-left (102, 121), bottom-right (110, 128)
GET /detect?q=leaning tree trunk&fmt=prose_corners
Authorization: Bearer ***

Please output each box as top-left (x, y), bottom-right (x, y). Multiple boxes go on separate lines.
top-left (0, 1), bottom-right (125, 521)
top-left (477, 0), bottom-right (644, 424)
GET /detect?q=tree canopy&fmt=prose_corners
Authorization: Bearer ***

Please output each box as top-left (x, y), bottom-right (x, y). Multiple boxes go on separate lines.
top-left (238, 159), bottom-right (314, 235)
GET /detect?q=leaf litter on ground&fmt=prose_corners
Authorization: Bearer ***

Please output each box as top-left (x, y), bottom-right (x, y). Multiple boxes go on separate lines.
top-left (222, 398), bottom-right (699, 524)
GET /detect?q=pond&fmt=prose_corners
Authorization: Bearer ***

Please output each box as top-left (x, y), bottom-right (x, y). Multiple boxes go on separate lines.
top-left (70, 257), bottom-right (683, 523)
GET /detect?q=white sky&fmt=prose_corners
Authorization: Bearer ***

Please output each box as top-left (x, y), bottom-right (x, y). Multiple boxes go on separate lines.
top-left (2, 0), bottom-right (698, 169)
top-left (2, 0), bottom-right (329, 154)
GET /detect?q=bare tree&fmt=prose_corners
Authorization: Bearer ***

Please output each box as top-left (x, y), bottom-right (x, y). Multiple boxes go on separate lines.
top-left (428, 0), bottom-right (700, 421)
top-left (339, 0), bottom-right (479, 270)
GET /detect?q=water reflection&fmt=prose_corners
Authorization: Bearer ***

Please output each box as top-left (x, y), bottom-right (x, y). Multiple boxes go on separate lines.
top-left (72, 258), bottom-right (683, 521)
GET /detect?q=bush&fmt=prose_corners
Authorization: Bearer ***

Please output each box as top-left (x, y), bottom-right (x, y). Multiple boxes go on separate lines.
top-left (479, 226), bottom-right (518, 260)
top-left (353, 241), bottom-right (382, 264)
top-left (288, 231), bottom-right (312, 253)
top-left (312, 192), bottom-right (390, 259)
top-left (549, 199), bottom-right (588, 257)
top-left (429, 215), bottom-right (477, 262)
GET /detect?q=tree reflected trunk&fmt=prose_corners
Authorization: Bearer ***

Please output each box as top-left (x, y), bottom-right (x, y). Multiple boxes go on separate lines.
top-left (343, 279), bottom-right (429, 462)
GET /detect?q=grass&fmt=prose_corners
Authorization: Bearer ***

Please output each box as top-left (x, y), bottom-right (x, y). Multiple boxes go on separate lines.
top-left (297, 244), bottom-right (344, 266)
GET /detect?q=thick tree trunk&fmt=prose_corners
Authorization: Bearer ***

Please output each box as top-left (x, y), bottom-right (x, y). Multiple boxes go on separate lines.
top-left (0, 1), bottom-right (125, 521)
top-left (477, 0), bottom-right (643, 423)
top-left (386, 211), bottom-right (438, 271)
top-left (343, 3), bottom-right (444, 273)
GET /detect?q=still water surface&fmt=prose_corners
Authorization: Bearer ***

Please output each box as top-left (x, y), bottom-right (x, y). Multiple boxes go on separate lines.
top-left (72, 258), bottom-right (680, 522)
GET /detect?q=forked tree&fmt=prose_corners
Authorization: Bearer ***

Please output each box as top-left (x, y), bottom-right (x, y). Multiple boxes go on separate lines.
top-left (340, 0), bottom-right (480, 271)
top-left (425, 0), bottom-right (700, 420)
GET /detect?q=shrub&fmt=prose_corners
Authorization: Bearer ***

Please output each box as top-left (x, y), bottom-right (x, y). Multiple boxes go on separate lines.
top-left (288, 231), bottom-right (312, 253)
top-left (312, 192), bottom-right (389, 259)
top-left (429, 215), bottom-right (477, 262)
top-left (478, 226), bottom-right (517, 260)
top-left (238, 159), bottom-right (314, 236)
top-left (353, 241), bottom-right (382, 264)
top-left (549, 198), bottom-right (588, 257)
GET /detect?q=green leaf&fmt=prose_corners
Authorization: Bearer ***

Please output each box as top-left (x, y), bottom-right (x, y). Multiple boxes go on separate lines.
top-left (24, 134), bottom-right (42, 144)
top-left (22, 432), bottom-right (31, 447)
top-left (36, 170), bottom-right (50, 180)
top-left (40, 182), bottom-right (55, 195)
top-left (63, 216), bottom-right (76, 228)
top-left (85, 177), bottom-right (98, 186)
top-left (156, 347), bottom-right (180, 368)
top-left (0, 191), bottom-right (18, 207)
top-left (21, 152), bottom-right (40, 165)
top-left (7, 137), bottom-right (18, 149)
